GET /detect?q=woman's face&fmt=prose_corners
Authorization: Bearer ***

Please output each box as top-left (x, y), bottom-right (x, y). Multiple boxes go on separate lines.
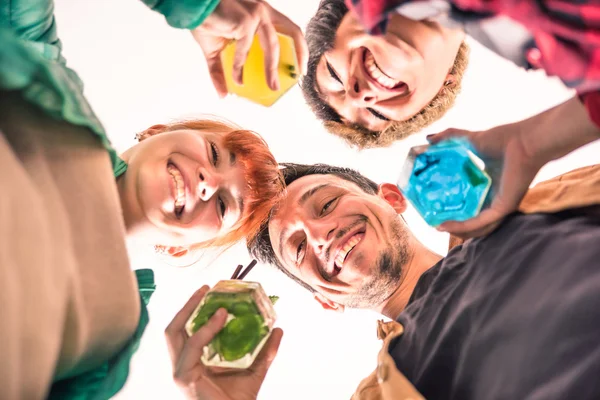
top-left (119, 128), bottom-right (246, 247)
top-left (316, 12), bottom-right (459, 131)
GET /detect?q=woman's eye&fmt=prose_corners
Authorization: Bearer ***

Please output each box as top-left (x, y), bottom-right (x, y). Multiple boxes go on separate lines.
top-left (320, 198), bottom-right (337, 215)
top-left (210, 142), bottom-right (220, 166)
top-left (296, 239), bottom-right (306, 263)
top-left (326, 61), bottom-right (343, 85)
top-left (367, 107), bottom-right (390, 121)
top-left (218, 197), bottom-right (226, 218)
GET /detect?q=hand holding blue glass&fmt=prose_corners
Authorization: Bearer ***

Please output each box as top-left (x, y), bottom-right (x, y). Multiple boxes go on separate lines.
top-left (398, 138), bottom-right (492, 227)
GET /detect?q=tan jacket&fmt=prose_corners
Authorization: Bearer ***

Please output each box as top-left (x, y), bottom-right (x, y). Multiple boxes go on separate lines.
top-left (352, 164), bottom-right (600, 400)
top-left (0, 92), bottom-right (140, 398)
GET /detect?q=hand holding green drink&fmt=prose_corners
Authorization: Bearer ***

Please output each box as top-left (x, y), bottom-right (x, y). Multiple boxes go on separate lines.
top-left (184, 260), bottom-right (278, 369)
top-left (165, 262), bottom-right (282, 400)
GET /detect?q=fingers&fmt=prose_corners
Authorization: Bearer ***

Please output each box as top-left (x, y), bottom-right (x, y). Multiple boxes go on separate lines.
top-left (232, 30), bottom-right (255, 85)
top-left (436, 168), bottom-right (523, 237)
top-left (248, 328), bottom-right (284, 380)
top-left (266, 5), bottom-right (308, 75)
top-left (206, 57), bottom-right (228, 98)
top-left (438, 152), bottom-right (538, 238)
top-left (257, 20), bottom-right (281, 91)
top-left (437, 207), bottom-right (507, 238)
top-left (292, 30), bottom-right (308, 76)
top-left (165, 286), bottom-right (211, 364)
top-left (175, 308), bottom-right (229, 376)
top-left (427, 128), bottom-right (472, 145)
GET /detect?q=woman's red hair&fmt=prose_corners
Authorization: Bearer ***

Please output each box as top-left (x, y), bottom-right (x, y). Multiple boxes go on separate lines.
top-left (137, 118), bottom-right (284, 249)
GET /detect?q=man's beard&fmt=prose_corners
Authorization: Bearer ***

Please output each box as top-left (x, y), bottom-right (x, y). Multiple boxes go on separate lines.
top-left (343, 217), bottom-right (409, 309)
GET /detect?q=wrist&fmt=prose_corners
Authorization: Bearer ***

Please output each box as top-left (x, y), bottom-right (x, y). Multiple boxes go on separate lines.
top-left (520, 96), bottom-right (600, 164)
top-left (194, 0), bottom-right (235, 34)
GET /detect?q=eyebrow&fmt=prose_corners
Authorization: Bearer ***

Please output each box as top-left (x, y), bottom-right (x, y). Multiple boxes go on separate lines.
top-left (326, 60), bottom-right (342, 85)
top-left (367, 107), bottom-right (390, 122)
top-left (224, 147), bottom-right (243, 215)
top-left (236, 195), bottom-right (244, 217)
top-left (351, 111), bottom-right (391, 132)
top-left (277, 226), bottom-right (290, 265)
top-left (299, 184), bottom-right (329, 206)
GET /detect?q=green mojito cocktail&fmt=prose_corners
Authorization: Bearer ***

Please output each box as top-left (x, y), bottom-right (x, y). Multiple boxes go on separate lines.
top-left (185, 280), bottom-right (277, 369)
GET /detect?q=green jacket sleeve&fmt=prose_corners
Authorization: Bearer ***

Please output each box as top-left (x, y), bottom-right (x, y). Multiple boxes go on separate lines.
top-left (140, 0), bottom-right (221, 30)
top-left (0, 0), bottom-right (64, 62)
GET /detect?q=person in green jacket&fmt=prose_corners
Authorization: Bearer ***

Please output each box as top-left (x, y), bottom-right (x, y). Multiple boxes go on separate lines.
top-left (0, 0), bottom-right (306, 398)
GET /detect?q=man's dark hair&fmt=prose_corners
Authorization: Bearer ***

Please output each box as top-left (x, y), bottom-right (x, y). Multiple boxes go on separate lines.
top-left (301, 0), bottom-right (348, 125)
top-left (248, 163), bottom-right (378, 292)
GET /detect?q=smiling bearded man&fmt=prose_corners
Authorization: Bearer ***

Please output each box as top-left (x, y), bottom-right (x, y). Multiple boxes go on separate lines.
top-left (314, 213), bottom-right (409, 309)
top-left (248, 162), bottom-right (600, 399)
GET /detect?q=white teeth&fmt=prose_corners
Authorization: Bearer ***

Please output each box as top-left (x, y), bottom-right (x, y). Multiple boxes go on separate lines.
top-left (335, 234), bottom-right (362, 269)
top-left (364, 51), bottom-right (400, 89)
top-left (167, 164), bottom-right (185, 215)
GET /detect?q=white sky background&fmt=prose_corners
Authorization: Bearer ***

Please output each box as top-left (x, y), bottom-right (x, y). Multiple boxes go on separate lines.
top-left (54, 1), bottom-right (600, 399)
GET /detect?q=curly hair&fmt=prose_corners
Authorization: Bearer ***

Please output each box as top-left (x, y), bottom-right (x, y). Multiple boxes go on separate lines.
top-left (301, 0), bottom-right (470, 149)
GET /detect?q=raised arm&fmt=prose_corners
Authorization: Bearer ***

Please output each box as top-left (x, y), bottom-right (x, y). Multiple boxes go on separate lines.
top-left (139, 0), bottom-right (307, 97)
top-left (0, 0), bottom-right (64, 61)
top-left (429, 96), bottom-right (600, 238)
top-left (139, 0), bottom-right (220, 29)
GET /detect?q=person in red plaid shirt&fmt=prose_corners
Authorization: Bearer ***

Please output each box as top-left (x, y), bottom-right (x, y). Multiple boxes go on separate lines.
top-left (301, 0), bottom-right (470, 149)
top-left (302, 0), bottom-right (600, 238)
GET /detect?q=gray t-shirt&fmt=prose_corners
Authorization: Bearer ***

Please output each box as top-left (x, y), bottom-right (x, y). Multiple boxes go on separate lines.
top-left (390, 210), bottom-right (600, 399)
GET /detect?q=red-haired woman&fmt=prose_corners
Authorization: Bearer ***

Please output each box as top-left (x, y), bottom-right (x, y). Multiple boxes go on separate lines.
top-left (0, 1), bottom-right (290, 399)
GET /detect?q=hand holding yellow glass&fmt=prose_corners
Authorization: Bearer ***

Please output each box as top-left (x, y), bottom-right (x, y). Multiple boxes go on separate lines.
top-left (220, 33), bottom-right (300, 107)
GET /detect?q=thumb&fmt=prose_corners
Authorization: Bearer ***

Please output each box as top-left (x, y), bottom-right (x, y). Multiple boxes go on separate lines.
top-left (437, 206), bottom-right (507, 237)
top-left (249, 328), bottom-right (284, 380)
top-left (427, 128), bottom-right (472, 145)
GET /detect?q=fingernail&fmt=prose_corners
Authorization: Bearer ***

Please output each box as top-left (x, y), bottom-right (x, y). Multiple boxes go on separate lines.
top-left (216, 308), bottom-right (227, 318)
top-left (271, 78), bottom-right (280, 91)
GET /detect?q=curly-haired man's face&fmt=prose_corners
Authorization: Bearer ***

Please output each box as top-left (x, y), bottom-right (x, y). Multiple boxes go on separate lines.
top-left (316, 12), bottom-right (464, 131)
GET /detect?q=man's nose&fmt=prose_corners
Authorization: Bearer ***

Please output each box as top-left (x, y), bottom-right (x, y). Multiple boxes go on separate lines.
top-left (306, 219), bottom-right (337, 255)
top-left (197, 169), bottom-right (221, 201)
top-left (347, 76), bottom-right (377, 107)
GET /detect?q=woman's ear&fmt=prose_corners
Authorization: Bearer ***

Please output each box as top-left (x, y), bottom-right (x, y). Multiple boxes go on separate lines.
top-left (136, 124), bottom-right (168, 141)
top-left (377, 183), bottom-right (407, 213)
top-left (313, 292), bottom-right (345, 313)
top-left (154, 245), bottom-right (189, 258)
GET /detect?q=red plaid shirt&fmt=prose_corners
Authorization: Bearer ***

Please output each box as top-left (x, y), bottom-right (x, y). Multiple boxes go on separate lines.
top-left (345, 0), bottom-right (600, 127)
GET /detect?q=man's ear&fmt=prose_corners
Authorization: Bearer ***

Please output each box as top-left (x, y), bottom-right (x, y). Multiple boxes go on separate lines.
top-left (313, 292), bottom-right (345, 313)
top-left (136, 124), bottom-right (168, 141)
top-left (444, 73), bottom-right (456, 88)
top-left (377, 183), bottom-right (407, 213)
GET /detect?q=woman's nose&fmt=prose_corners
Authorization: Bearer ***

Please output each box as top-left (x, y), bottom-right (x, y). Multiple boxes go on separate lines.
top-left (198, 170), bottom-right (221, 201)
